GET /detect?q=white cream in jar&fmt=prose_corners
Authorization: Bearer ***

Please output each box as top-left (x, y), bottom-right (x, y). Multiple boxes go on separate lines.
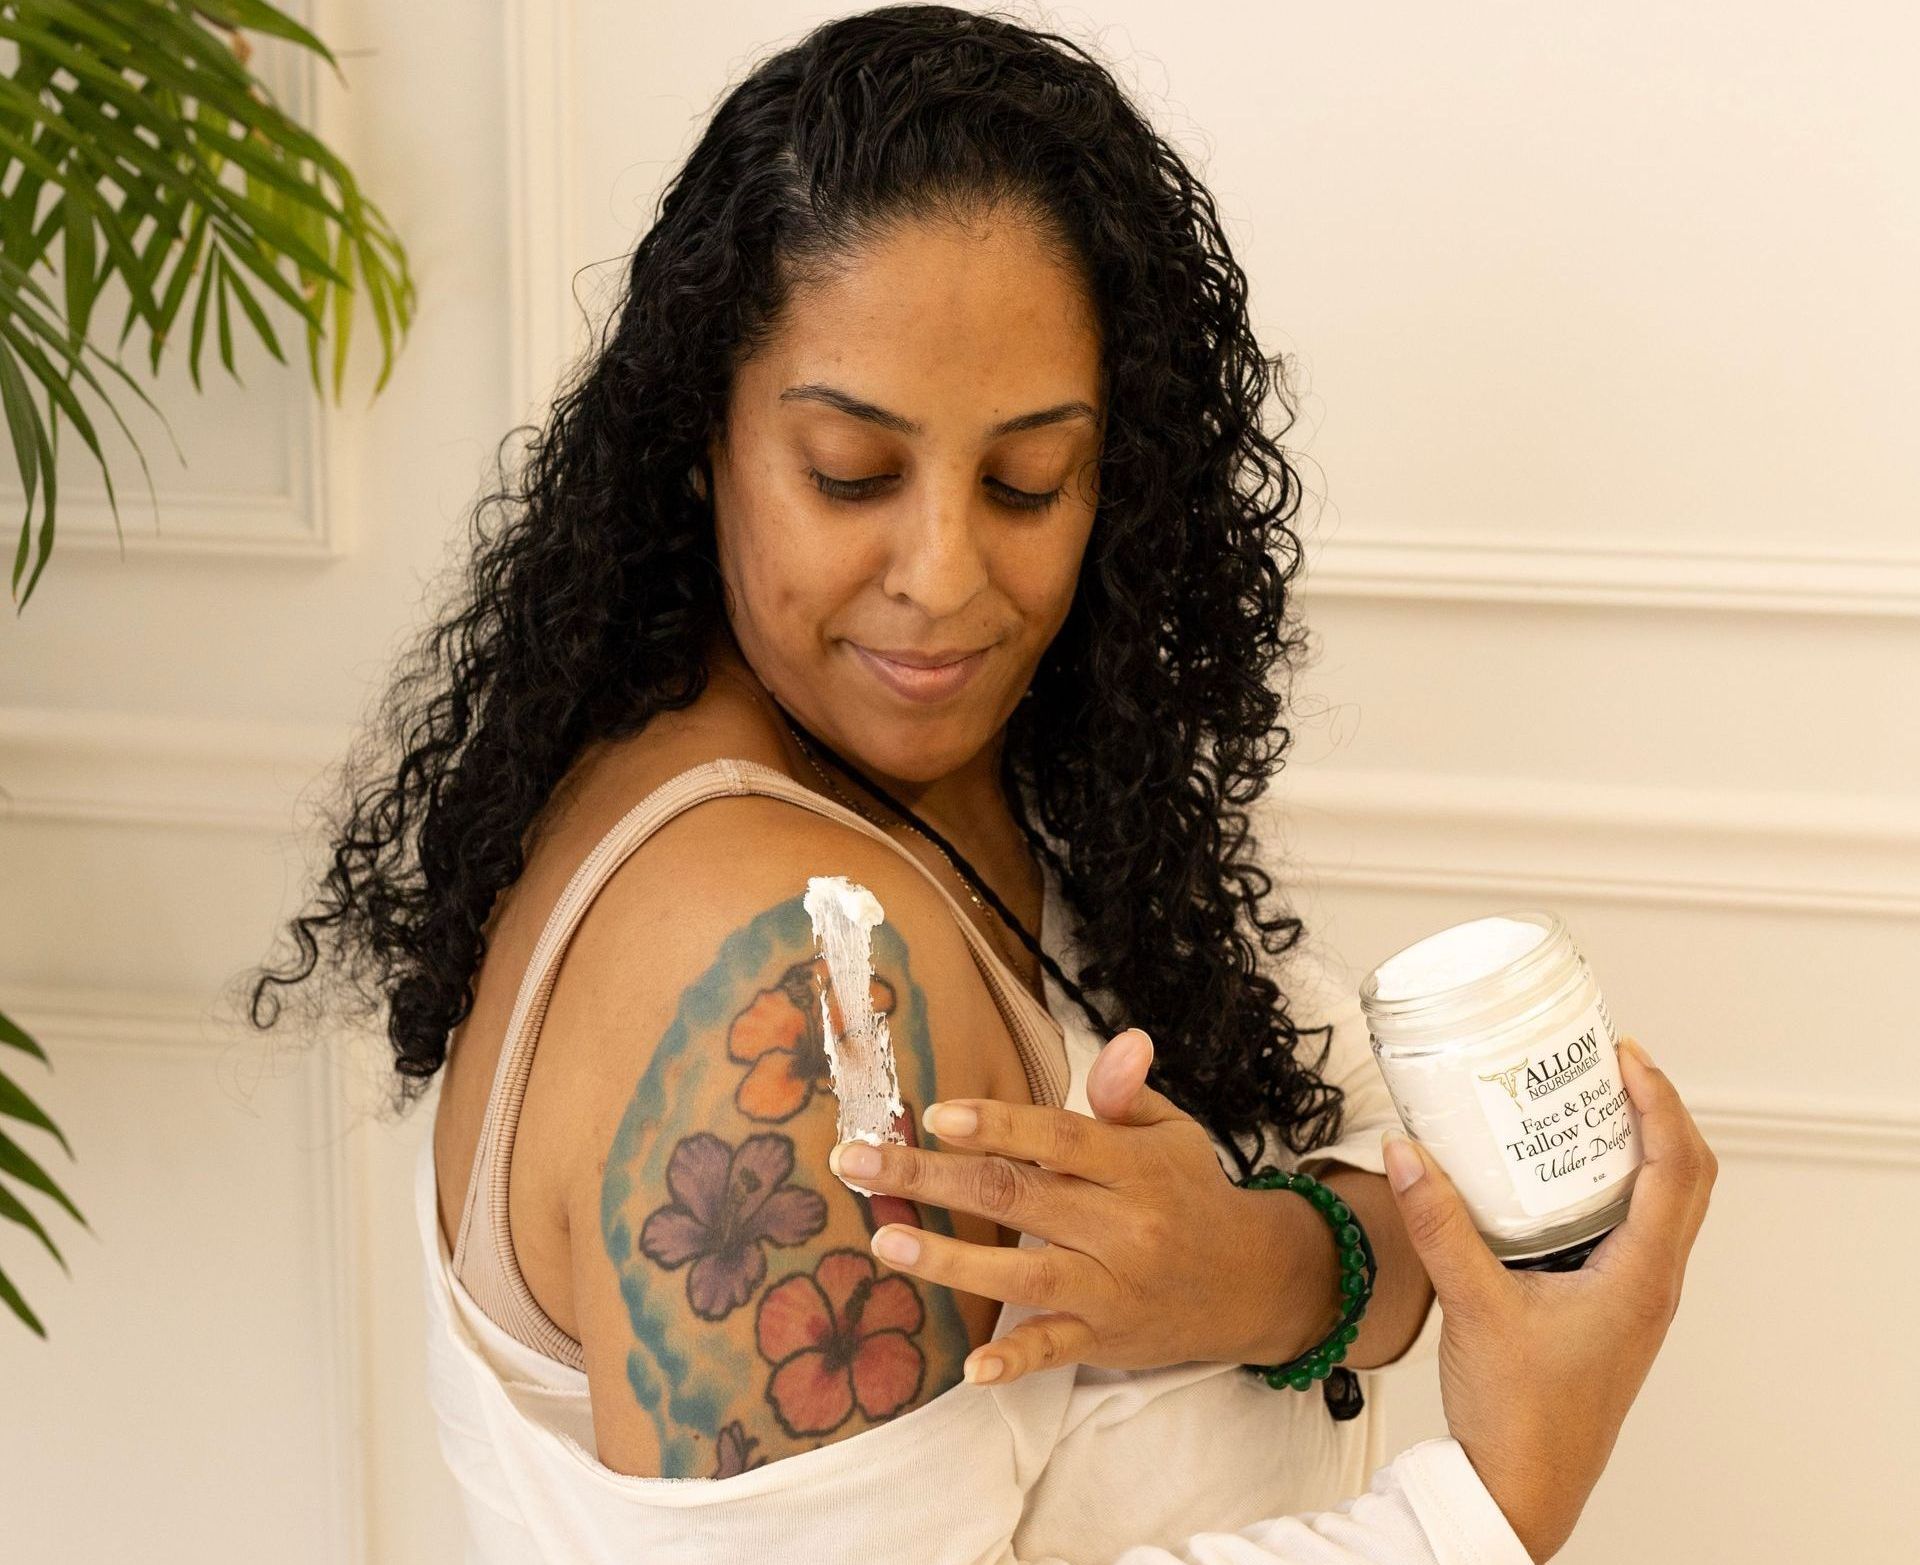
top-left (1360, 910), bottom-right (1643, 1268)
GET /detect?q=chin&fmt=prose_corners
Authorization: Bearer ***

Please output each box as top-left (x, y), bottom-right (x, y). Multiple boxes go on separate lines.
top-left (845, 726), bottom-right (983, 783)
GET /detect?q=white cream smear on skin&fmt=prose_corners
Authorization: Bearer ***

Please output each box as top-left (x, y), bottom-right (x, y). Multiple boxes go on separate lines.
top-left (803, 874), bottom-right (906, 1196)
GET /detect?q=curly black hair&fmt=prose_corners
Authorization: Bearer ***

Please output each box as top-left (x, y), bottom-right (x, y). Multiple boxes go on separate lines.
top-left (235, 4), bottom-right (1344, 1179)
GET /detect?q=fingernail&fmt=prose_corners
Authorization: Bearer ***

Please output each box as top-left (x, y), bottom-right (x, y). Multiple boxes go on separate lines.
top-left (964, 1354), bottom-right (1003, 1384)
top-left (1620, 1036), bottom-right (1653, 1069)
top-left (1382, 1128), bottom-right (1424, 1192)
top-left (834, 1141), bottom-right (881, 1178)
top-left (1114, 1029), bottom-right (1152, 1073)
top-left (924, 1102), bottom-right (978, 1137)
top-left (871, 1225), bottom-right (920, 1266)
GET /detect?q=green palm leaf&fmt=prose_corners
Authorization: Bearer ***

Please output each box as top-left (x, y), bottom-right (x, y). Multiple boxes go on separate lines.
top-left (0, 1260), bottom-right (47, 1336)
top-left (0, 1), bottom-right (414, 1336)
top-left (0, 1126), bottom-right (85, 1230)
top-left (0, 1066), bottom-right (70, 1156)
top-left (0, 1009), bottom-right (49, 1063)
top-left (0, 1179), bottom-right (67, 1272)
top-left (0, 1006), bottom-right (82, 1336)
top-left (0, 0), bottom-right (414, 609)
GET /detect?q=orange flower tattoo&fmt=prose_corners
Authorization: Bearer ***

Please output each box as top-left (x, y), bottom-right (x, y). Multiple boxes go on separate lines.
top-left (726, 957), bottom-right (898, 1122)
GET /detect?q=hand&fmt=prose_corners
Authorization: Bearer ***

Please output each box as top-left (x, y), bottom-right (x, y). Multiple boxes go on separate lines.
top-left (828, 1028), bottom-right (1342, 1387)
top-left (1381, 1035), bottom-right (1718, 1564)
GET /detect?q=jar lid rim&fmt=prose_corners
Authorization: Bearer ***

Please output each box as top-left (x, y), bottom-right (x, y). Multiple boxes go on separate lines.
top-left (1359, 908), bottom-right (1572, 1019)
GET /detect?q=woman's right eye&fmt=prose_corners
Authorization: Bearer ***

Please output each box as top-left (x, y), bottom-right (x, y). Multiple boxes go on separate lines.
top-left (808, 468), bottom-right (892, 502)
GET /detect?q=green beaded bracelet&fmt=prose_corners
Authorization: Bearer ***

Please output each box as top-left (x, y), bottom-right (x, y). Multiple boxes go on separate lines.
top-left (1236, 1165), bottom-right (1378, 1418)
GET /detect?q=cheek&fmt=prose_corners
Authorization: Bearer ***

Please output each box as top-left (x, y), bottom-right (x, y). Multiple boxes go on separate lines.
top-left (1002, 524), bottom-right (1092, 630)
top-left (722, 493), bottom-right (859, 643)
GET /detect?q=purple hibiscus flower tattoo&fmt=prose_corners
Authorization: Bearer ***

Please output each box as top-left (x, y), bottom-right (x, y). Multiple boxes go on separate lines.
top-left (638, 1131), bottom-right (829, 1320)
top-left (711, 1420), bottom-right (764, 1478)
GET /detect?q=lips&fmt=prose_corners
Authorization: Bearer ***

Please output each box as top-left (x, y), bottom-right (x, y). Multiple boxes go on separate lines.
top-left (847, 642), bottom-right (992, 703)
top-left (863, 646), bottom-right (991, 669)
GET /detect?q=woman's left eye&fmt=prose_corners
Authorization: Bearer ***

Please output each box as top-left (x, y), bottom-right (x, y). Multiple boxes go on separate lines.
top-left (807, 469), bottom-right (1062, 513)
top-left (990, 480), bottom-right (1065, 513)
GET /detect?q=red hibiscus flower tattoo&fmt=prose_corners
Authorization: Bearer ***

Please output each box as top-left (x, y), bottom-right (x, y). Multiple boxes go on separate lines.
top-left (754, 1249), bottom-right (926, 1438)
top-left (727, 958), bottom-right (897, 1122)
top-left (638, 1132), bottom-right (828, 1320)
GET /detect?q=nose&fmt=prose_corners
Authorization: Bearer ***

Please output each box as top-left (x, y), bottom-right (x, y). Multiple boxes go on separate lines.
top-left (878, 483), bottom-right (991, 619)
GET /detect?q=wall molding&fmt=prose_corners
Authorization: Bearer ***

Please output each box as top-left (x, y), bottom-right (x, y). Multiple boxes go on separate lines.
top-left (1301, 532), bottom-right (1920, 618)
top-left (6, 983), bottom-right (371, 1565)
top-left (1695, 1097), bottom-right (1920, 1169)
top-left (0, 5), bottom-right (339, 565)
top-left (505, 0), bottom-right (581, 431)
top-left (1267, 767), bottom-right (1920, 920)
top-left (7, 981), bottom-right (1915, 1172)
top-left (43, 396), bottom-right (335, 561)
top-left (6, 707), bottom-right (1918, 920)
top-left (0, 707), bottom-right (351, 834)
top-left (496, 0), bottom-right (1915, 626)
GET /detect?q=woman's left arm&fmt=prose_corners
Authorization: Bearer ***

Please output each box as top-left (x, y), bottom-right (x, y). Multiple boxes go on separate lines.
top-left (1260, 1162), bottom-right (1435, 1371)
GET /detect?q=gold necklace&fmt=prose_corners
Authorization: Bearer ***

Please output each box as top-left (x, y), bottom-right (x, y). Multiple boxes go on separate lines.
top-left (781, 718), bottom-right (1037, 988)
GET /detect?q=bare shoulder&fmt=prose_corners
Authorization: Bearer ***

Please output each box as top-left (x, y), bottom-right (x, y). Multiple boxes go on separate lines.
top-left (531, 799), bottom-right (1017, 1478)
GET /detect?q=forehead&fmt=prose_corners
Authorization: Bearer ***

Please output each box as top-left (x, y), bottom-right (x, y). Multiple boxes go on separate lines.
top-left (753, 213), bottom-right (1103, 416)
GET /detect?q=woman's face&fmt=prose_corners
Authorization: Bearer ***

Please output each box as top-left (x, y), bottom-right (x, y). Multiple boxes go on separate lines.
top-left (705, 210), bottom-right (1104, 794)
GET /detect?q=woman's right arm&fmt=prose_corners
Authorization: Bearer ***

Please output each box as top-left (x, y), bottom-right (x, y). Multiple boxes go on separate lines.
top-left (549, 800), bottom-right (1024, 1478)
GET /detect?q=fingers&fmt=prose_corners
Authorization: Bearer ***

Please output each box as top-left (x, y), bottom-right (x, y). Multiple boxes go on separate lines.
top-left (916, 1097), bottom-right (1135, 1186)
top-left (917, 1030), bottom-right (1192, 1184)
top-left (832, 1138), bottom-right (1096, 1241)
top-left (1622, 1036), bottom-right (1719, 1242)
top-left (868, 1221), bottom-right (1096, 1315)
top-left (1592, 1037), bottom-right (1719, 1301)
top-left (963, 1312), bottom-right (1098, 1387)
top-left (1380, 1128), bottom-right (1512, 1323)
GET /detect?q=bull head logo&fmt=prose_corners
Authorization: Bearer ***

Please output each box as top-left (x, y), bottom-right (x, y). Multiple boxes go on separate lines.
top-left (1477, 1060), bottom-right (1528, 1103)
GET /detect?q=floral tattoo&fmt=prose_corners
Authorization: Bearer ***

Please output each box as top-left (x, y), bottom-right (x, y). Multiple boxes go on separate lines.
top-left (754, 1249), bottom-right (927, 1438)
top-left (727, 957), bottom-right (898, 1122)
top-left (637, 1131), bottom-right (829, 1320)
top-left (711, 1420), bottom-right (764, 1478)
top-left (598, 895), bottom-right (969, 1477)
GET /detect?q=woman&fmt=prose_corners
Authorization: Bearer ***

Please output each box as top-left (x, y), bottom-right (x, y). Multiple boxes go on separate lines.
top-left (241, 8), bottom-right (1715, 1560)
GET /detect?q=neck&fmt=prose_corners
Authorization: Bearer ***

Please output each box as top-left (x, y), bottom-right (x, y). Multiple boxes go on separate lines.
top-left (705, 626), bottom-right (1051, 987)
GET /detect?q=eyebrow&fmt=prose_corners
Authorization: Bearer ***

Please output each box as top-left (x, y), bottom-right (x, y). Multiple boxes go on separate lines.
top-left (779, 381), bottom-right (1098, 438)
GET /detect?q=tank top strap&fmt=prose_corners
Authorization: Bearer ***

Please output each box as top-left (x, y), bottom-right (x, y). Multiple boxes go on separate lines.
top-left (448, 755), bottom-right (1070, 1372)
top-left (723, 758), bottom-right (1070, 1108)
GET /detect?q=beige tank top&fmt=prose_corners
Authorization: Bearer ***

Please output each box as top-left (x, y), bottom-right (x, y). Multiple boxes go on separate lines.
top-left (447, 754), bottom-right (1074, 1372)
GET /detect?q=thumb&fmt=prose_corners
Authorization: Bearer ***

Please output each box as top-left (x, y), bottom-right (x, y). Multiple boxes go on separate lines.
top-left (1087, 1029), bottom-right (1185, 1126)
top-left (1380, 1128), bottom-right (1509, 1319)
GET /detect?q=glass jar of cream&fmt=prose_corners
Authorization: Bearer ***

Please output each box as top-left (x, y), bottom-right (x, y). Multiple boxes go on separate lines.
top-left (1359, 910), bottom-right (1643, 1270)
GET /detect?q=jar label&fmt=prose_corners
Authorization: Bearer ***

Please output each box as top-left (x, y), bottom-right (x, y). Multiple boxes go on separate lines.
top-left (1468, 992), bottom-right (1641, 1217)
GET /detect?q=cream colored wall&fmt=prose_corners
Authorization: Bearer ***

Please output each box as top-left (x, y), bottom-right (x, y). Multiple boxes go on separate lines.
top-left (0, 3), bottom-right (1912, 1560)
